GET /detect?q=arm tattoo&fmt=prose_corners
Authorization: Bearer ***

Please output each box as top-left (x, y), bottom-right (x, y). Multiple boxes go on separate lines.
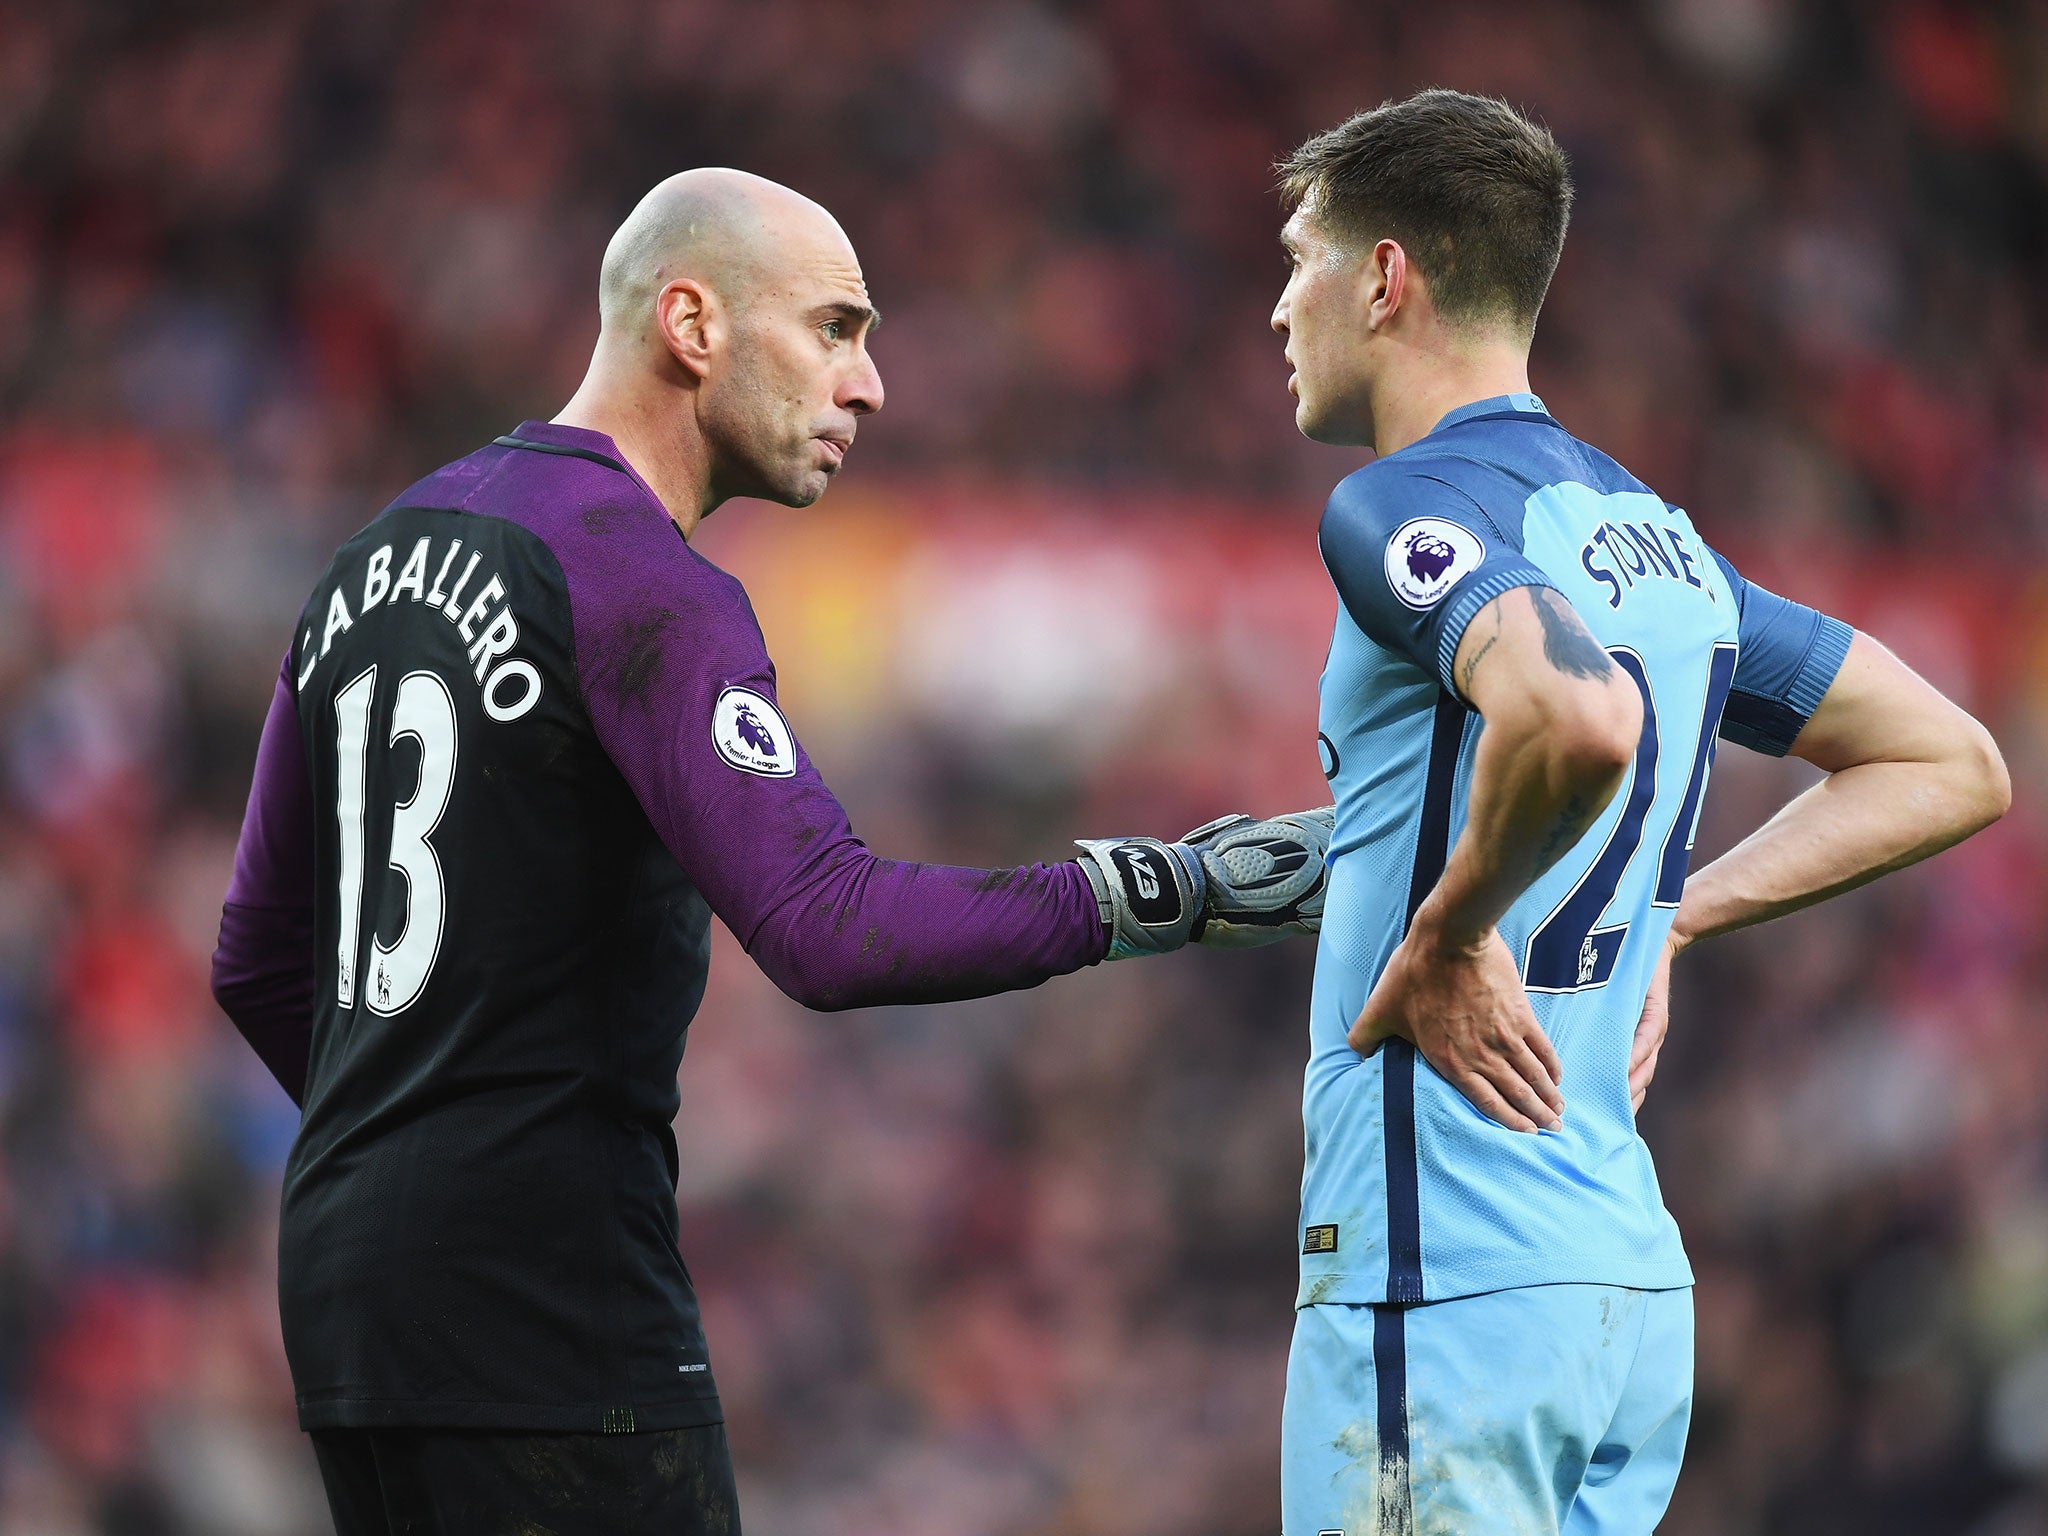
top-left (1531, 589), bottom-right (1615, 681)
top-left (1457, 604), bottom-right (1503, 699)
top-left (1534, 791), bottom-right (1595, 871)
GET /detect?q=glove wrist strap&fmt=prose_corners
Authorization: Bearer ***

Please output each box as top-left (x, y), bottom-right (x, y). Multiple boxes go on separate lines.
top-left (1073, 838), bottom-right (1205, 961)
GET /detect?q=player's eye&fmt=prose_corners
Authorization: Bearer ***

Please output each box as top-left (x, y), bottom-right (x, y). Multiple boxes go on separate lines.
top-left (821, 319), bottom-right (843, 342)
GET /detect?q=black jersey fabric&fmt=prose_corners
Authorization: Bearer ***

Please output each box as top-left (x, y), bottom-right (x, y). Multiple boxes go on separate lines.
top-left (311, 1423), bottom-right (740, 1535)
top-left (249, 424), bottom-right (1107, 1434)
top-left (282, 498), bottom-right (723, 1432)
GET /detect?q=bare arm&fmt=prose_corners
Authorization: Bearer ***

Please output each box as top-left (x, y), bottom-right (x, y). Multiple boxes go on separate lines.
top-left (1672, 631), bottom-right (2006, 944)
top-left (1353, 585), bottom-right (1644, 1132)
top-left (1630, 631), bottom-right (2010, 1105)
top-left (1424, 586), bottom-right (1645, 946)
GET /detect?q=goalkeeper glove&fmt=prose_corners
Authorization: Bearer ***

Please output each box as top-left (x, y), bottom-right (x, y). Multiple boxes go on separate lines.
top-left (1178, 807), bottom-right (1333, 947)
top-left (1074, 836), bottom-right (1206, 960)
top-left (1075, 806), bottom-right (1334, 960)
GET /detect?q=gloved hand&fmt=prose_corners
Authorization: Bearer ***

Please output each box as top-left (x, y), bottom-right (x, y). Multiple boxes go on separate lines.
top-left (1075, 806), bottom-right (1334, 960)
top-left (1179, 807), bottom-right (1333, 947)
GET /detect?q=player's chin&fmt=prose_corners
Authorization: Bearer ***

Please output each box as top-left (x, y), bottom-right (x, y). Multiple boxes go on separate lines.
top-left (774, 466), bottom-right (832, 508)
top-left (1296, 399), bottom-right (1362, 448)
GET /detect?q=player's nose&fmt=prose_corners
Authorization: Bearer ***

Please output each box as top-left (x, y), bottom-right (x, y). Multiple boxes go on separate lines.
top-left (841, 347), bottom-right (883, 416)
top-left (1271, 294), bottom-right (1290, 336)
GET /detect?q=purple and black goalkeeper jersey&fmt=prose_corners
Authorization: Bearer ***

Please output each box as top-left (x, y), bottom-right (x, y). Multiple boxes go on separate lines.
top-left (212, 421), bottom-right (1106, 1433)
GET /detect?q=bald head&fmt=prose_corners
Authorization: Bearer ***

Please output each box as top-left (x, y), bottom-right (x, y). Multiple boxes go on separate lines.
top-left (597, 168), bottom-right (852, 337)
top-left (562, 167), bottom-right (882, 523)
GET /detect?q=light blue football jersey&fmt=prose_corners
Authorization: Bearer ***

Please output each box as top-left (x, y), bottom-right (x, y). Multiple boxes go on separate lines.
top-left (1300, 393), bottom-right (1852, 1306)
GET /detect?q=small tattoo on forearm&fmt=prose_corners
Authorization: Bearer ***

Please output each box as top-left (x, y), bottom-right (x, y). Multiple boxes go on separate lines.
top-left (1532, 589), bottom-right (1614, 681)
top-left (1459, 607), bottom-right (1503, 697)
top-left (1536, 792), bottom-right (1594, 869)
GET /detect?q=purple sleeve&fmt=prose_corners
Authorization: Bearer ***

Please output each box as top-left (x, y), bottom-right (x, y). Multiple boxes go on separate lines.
top-left (556, 525), bottom-right (1107, 1010)
top-left (211, 653), bottom-right (316, 1104)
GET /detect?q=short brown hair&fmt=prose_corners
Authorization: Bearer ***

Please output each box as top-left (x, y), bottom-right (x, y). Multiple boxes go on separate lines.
top-left (1279, 89), bottom-right (1573, 334)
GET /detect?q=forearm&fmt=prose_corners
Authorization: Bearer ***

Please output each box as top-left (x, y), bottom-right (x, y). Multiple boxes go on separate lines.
top-left (1419, 584), bottom-right (1642, 951)
top-left (742, 848), bottom-right (1107, 1010)
top-left (1676, 630), bottom-right (2009, 950)
top-left (1671, 757), bottom-right (2000, 949)
top-left (1419, 709), bottom-right (1630, 949)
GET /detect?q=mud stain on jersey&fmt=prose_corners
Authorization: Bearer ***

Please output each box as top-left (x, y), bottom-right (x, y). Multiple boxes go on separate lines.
top-left (612, 609), bottom-right (678, 710)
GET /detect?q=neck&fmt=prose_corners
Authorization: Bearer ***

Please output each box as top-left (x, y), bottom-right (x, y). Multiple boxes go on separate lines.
top-left (555, 355), bottom-right (718, 539)
top-left (1368, 333), bottom-right (1533, 459)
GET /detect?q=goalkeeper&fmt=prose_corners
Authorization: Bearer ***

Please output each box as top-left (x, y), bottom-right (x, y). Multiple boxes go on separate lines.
top-left (209, 166), bottom-right (1330, 1536)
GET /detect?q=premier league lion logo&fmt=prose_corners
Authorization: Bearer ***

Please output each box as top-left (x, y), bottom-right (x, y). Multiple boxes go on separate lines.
top-left (713, 686), bottom-right (797, 777)
top-left (1385, 517), bottom-right (1481, 610)
top-left (734, 702), bottom-right (777, 758)
top-left (1405, 529), bottom-right (1459, 583)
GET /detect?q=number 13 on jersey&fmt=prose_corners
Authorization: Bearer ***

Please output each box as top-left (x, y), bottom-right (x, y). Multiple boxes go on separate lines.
top-left (334, 664), bottom-right (458, 1015)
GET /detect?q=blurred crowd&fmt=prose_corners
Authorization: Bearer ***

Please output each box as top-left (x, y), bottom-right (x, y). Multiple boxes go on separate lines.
top-left (0, 0), bottom-right (2045, 1531)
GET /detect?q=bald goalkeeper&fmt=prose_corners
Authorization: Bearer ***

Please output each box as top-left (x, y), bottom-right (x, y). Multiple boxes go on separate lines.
top-left (210, 172), bottom-right (1331, 1532)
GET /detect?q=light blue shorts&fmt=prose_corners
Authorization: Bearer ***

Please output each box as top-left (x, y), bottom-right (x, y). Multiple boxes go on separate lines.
top-left (1282, 1284), bottom-right (1693, 1535)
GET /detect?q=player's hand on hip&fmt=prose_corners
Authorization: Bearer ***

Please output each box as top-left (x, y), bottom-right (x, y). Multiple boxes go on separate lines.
top-left (1349, 927), bottom-right (1565, 1134)
top-left (1629, 932), bottom-right (1681, 1113)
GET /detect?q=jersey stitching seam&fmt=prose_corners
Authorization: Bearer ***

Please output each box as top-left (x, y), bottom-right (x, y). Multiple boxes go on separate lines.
top-left (1406, 471), bottom-right (1513, 546)
top-left (492, 434), bottom-right (630, 476)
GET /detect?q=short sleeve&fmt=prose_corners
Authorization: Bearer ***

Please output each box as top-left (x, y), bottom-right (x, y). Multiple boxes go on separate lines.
top-left (1318, 466), bottom-right (1558, 695)
top-left (1709, 547), bottom-right (1854, 756)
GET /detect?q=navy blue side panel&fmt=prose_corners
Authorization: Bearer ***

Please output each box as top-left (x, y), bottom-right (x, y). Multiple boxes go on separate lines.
top-left (1381, 1042), bottom-right (1422, 1303)
top-left (1373, 1306), bottom-right (1413, 1535)
top-left (1406, 696), bottom-right (1469, 927)
top-left (1385, 695), bottom-right (1467, 1303)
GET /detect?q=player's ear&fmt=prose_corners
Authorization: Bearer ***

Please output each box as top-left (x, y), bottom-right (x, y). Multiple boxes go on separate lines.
top-left (656, 278), bottom-right (718, 381)
top-left (1362, 238), bottom-right (1406, 331)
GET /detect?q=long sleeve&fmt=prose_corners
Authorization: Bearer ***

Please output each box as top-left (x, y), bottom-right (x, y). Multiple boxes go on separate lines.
top-left (211, 653), bottom-right (317, 1103)
top-left (547, 500), bottom-right (1108, 1011)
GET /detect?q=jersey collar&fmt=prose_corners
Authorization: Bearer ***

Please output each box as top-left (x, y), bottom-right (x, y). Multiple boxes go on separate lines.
top-left (1430, 392), bottom-right (1553, 434)
top-left (499, 420), bottom-right (678, 530)
top-left (503, 419), bottom-right (633, 471)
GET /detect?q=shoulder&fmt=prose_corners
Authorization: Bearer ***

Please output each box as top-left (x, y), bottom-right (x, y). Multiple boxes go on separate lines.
top-left (1321, 456), bottom-right (1483, 526)
top-left (1319, 457), bottom-right (1497, 581)
top-left (548, 505), bottom-right (765, 687)
top-left (420, 438), bottom-right (768, 676)
top-left (428, 442), bottom-right (750, 616)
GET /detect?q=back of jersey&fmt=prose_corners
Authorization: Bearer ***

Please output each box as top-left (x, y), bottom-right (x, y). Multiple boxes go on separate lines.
top-left (282, 455), bottom-right (720, 1432)
top-left (1302, 394), bottom-right (1850, 1307)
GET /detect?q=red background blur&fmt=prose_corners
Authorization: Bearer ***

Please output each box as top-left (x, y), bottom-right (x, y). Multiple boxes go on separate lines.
top-left (0, 2), bottom-right (2044, 1532)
